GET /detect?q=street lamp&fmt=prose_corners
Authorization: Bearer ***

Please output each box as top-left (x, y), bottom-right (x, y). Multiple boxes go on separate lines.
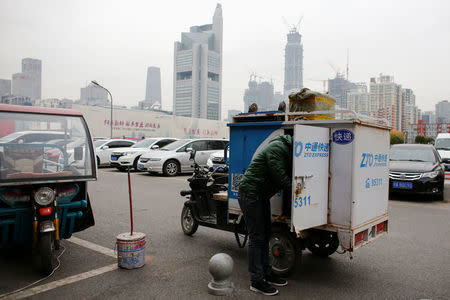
top-left (91, 80), bottom-right (113, 139)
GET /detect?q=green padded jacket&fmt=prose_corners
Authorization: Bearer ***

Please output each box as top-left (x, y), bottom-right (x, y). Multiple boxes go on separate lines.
top-left (239, 134), bottom-right (293, 199)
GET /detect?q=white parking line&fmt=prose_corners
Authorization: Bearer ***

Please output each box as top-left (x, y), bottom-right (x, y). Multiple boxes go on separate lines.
top-left (4, 264), bottom-right (117, 300)
top-left (68, 236), bottom-right (116, 258)
top-left (0, 237), bottom-right (117, 299)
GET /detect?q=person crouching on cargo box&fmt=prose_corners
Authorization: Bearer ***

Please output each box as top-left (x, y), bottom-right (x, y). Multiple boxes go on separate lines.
top-left (238, 134), bottom-right (293, 296)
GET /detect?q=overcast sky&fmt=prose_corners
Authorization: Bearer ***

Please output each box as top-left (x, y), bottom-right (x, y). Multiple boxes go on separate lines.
top-left (1, 0), bottom-right (449, 118)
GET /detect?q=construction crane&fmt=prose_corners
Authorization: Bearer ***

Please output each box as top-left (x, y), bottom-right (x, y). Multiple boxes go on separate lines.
top-left (282, 15), bottom-right (304, 32)
top-left (328, 61), bottom-right (342, 78)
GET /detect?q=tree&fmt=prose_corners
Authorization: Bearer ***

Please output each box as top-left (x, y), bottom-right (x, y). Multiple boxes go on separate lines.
top-left (390, 129), bottom-right (404, 145)
top-left (414, 135), bottom-right (434, 144)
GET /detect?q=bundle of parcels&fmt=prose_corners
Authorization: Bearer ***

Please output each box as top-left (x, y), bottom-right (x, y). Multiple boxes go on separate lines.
top-left (288, 88), bottom-right (336, 120)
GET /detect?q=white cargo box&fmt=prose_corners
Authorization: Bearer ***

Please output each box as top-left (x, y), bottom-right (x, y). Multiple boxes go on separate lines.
top-left (291, 120), bottom-right (390, 251)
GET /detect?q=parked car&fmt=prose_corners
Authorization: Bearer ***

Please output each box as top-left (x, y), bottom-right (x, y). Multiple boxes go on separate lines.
top-left (0, 130), bottom-right (69, 144)
top-left (389, 144), bottom-right (445, 200)
top-left (206, 149), bottom-right (228, 170)
top-left (94, 139), bottom-right (135, 166)
top-left (110, 137), bottom-right (178, 171)
top-left (434, 133), bottom-right (450, 170)
top-left (137, 138), bottom-right (228, 176)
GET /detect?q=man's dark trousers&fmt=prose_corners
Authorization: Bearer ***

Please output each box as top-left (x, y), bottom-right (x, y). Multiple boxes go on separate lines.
top-left (238, 189), bottom-right (272, 283)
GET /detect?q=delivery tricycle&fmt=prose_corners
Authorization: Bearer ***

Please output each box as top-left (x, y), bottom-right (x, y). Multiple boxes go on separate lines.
top-left (0, 104), bottom-right (97, 274)
top-left (180, 109), bottom-right (390, 276)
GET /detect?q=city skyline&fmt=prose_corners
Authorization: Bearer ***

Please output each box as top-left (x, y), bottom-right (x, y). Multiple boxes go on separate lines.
top-left (1, 0), bottom-right (449, 119)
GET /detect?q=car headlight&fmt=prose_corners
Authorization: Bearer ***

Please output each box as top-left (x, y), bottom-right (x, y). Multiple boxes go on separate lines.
top-left (34, 187), bottom-right (55, 206)
top-left (149, 158), bottom-right (161, 161)
top-left (422, 171), bottom-right (439, 178)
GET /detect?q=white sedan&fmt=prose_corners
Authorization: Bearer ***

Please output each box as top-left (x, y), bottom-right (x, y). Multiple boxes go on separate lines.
top-left (138, 139), bottom-right (228, 176)
top-left (110, 137), bottom-right (178, 171)
top-left (94, 139), bottom-right (135, 166)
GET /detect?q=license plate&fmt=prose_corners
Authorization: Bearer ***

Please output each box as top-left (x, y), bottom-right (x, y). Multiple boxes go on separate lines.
top-left (111, 157), bottom-right (118, 161)
top-left (138, 163), bottom-right (144, 169)
top-left (392, 181), bottom-right (412, 189)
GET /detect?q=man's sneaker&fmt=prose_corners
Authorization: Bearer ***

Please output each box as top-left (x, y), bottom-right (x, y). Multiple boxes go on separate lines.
top-left (265, 273), bottom-right (288, 287)
top-left (250, 280), bottom-right (279, 296)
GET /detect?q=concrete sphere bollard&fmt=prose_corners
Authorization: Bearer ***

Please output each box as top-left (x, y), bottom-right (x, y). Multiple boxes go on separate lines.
top-left (208, 253), bottom-right (235, 295)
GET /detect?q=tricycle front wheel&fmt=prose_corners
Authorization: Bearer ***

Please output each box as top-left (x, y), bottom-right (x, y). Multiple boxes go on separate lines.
top-left (39, 232), bottom-right (56, 275)
top-left (181, 205), bottom-right (198, 236)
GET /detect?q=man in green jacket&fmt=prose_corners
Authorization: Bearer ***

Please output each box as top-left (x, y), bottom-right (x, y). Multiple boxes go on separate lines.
top-left (238, 134), bottom-right (293, 296)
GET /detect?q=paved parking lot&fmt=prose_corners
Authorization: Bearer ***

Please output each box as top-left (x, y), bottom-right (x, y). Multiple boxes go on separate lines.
top-left (1, 168), bottom-right (449, 299)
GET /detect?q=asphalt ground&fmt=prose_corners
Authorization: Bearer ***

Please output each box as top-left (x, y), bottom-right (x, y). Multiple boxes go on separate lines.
top-left (0, 168), bottom-right (449, 299)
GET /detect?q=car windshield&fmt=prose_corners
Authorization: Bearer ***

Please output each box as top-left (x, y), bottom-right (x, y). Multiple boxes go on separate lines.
top-left (390, 147), bottom-right (436, 163)
top-left (94, 140), bottom-right (108, 147)
top-left (132, 139), bottom-right (157, 148)
top-left (435, 138), bottom-right (450, 150)
top-left (160, 139), bottom-right (190, 151)
top-left (0, 111), bottom-right (95, 184)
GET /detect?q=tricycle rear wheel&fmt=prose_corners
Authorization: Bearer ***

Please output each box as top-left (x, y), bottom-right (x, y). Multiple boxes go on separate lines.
top-left (269, 227), bottom-right (301, 276)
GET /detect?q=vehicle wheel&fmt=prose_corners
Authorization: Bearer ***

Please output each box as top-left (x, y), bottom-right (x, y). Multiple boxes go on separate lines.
top-left (306, 229), bottom-right (340, 257)
top-left (163, 160), bottom-right (179, 176)
top-left (181, 205), bottom-right (198, 236)
top-left (435, 190), bottom-right (444, 201)
top-left (96, 156), bottom-right (100, 167)
top-left (117, 166), bottom-right (126, 172)
top-left (269, 228), bottom-right (301, 276)
top-left (133, 156), bottom-right (141, 171)
top-left (39, 232), bottom-right (56, 275)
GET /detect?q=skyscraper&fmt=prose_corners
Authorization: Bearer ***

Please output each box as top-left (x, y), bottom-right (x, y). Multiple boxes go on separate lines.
top-left (243, 76), bottom-right (276, 112)
top-left (80, 83), bottom-right (109, 106)
top-left (328, 73), bottom-right (357, 109)
top-left (0, 79), bottom-right (11, 97)
top-left (173, 4), bottom-right (223, 120)
top-left (401, 88), bottom-right (417, 131)
top-left (12, 73), bottom-right (33, 101)
top-left (346, 84), bottom-right (369, 116)
top-left (21, 58), bottom-right (41, 100)
top-left (283, 27), bottom-right (303, 97)
top-left (436, 100), bottom-right (450, 123)
top-left (369, 75), bottom-right (402, 130)
top-left (145, 67), bottom-right (161, 106)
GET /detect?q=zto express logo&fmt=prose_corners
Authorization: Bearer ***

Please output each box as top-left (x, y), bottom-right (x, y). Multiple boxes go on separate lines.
top-left (294, 141), bottom-right (329, 158)
top-left (360, 153), bottom-right (388, 168)
top-left (332, 129), bottom-right (354, 145)
top-left (294, 141), bottom-right (303, 157)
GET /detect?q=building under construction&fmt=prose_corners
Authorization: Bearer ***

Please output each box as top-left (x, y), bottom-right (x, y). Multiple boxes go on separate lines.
top-left (283, 27), bottom-right (303, 97)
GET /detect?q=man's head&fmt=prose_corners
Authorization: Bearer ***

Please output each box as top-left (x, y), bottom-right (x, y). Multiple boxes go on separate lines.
top-left (248, 103), bottom-right (258, 113)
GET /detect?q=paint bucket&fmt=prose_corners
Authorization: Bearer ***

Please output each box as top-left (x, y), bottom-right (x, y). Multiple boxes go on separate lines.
top-left (116, 232), bottom-right (146, 269)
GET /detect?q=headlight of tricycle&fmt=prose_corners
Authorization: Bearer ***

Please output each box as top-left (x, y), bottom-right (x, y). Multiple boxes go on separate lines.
top-left (422, 171), bottom-right (439, 179)
top-left (34, 187), bottom-right (55, 205)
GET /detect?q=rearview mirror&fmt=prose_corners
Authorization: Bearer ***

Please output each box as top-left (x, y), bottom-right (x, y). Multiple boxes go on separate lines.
top-left (151, 145), bottom-right (159, 149)
top-left (101, 145), bottom-right (109, 150)
top-left (74, 147), bottom-right (83, 161)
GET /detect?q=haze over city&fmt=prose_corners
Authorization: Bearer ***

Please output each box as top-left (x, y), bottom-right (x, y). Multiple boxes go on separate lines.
top-left (1, 0), bottom-right (449, 118)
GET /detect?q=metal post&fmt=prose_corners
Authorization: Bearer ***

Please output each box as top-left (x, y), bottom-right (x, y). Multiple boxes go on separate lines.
top-left (91, 81), bottom-right (113, 138)
top-left (127, 167), bottom-right (134, 235)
